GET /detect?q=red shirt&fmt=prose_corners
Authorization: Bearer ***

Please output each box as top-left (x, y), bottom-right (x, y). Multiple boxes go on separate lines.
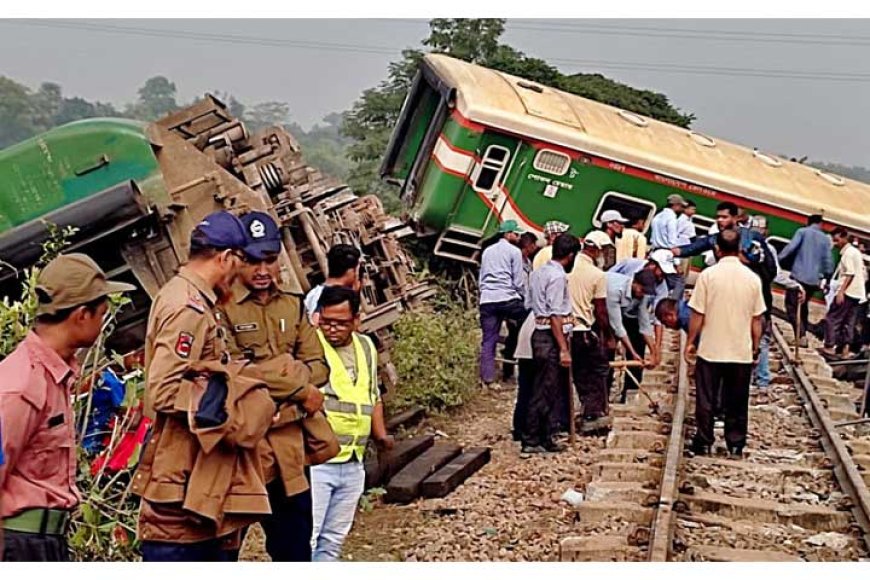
top-left (0, 332), bottom-right (80, 518)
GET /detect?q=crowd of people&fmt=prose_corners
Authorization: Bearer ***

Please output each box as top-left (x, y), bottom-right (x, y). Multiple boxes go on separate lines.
top-left (0, 195), bottom-right (867, 562)
top-left (0, 210), bottom-right (391, 562)
top-left (478, 196), bottom-right (869, 457)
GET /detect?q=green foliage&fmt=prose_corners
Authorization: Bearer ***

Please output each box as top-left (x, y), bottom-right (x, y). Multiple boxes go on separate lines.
top-left (244, 101), bottom-right (292, 133)
top-left (125, 76), bottom-right (179, 121)
top-left (389, 294), bottom-right (480, 413)
top-left (342, 18), bottom-right (696, 213)
top-left (358, 487), bottom-right (386, 513)
top-left (0, 223), bottom-right (78, 358)
top-left (0, 76), bottom-right (121, 148)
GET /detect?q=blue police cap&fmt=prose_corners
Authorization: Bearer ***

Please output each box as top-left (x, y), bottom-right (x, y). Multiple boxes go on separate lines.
top-left (190, 211), bottom-right (248, 251)
top-left (241, 211), bottom-right (282, 260)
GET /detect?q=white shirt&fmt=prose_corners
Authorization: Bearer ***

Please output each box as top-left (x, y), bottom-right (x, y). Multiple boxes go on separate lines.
top-left (650, 208), bottom-right (680, 249)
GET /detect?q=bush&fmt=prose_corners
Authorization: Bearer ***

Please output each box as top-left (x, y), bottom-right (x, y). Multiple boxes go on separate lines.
top-left (389, 296), bottom-right (480, 413)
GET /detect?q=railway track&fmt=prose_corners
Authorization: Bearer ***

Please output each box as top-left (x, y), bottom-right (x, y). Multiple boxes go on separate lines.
top-left (560, 323), bottom-right (870, 562)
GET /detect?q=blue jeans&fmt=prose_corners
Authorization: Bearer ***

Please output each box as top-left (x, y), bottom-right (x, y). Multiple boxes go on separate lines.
top-left (753, 330), bottom-right (771, 388)
top-left (310, 460), bottom-right (365, 562)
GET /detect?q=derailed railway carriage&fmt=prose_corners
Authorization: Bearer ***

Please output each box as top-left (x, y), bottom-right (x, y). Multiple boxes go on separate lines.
top-left (381, 54), bottom-right (870, 264)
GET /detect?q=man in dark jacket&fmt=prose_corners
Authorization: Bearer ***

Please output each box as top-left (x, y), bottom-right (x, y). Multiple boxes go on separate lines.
top-left (672, 201), bottom-right (777, 317)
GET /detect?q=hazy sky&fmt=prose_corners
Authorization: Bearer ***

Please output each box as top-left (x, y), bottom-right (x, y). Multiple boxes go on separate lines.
top-left (1, 18), bottom-right (869, 166)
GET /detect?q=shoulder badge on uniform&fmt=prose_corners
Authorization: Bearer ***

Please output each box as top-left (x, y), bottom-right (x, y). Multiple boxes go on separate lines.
top-left (234, 322), bottom-right (259, 333)
top-left (186, 294), bottom-right (205, 314)
top-left (176, 332), bottom-right (195, 358)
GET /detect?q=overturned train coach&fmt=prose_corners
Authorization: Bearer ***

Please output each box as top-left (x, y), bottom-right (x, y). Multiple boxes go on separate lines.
top-left (382, 54), bottom-right (870, 265)
top-left (0, 96), bottom-right (434, 356)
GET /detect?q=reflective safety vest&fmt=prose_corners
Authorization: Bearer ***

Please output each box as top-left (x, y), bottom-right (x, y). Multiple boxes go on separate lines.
top-left (316, 330), bottom-right (379, 463)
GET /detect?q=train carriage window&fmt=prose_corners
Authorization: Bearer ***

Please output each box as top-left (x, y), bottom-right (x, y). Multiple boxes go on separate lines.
top-left (472, 145), bottom-right (511, 193)
top-left (691, 215), bottom-right (716, 235)
top-left (766, 236), bottom-right (791, 256)
top-left (592, 192), bottom-right (657, 229)
top-left (533, 149), bottom-right (571, 176)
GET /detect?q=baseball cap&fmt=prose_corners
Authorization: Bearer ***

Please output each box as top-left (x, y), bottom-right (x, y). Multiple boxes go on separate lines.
top-left (633, 269), bottom-right (658, 297)
top-left (648, 249), bottom-right (677, 275)
top-left (241, 211), bottom-right (282, 260)
top-left (600, 210), bottom-right (628, 224)
top-left (583, 230), bottom-right (614, 249)
top-left (667, 193), bottom-right (688, 206)
top-left (498, 220), bottom-right (524, 234)
top-left (544, 220), bottom-right (570, 237)
top-left (36, 254), bottom-right (136, 316)
top-left (190, 211), bottom-right (248, 252)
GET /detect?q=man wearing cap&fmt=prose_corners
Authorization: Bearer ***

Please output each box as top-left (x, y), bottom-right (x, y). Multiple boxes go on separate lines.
top-left (533, 221), bottom-right (569, 271)
top-left (599, 210), bottom-right (628, 271)
top-left (567, 233), bottom-right (614, 434)
top-left (135, 210), bottom-right (257, 561)
top-left (604, 269), bottom-right (658, 401)
top-left (650, 194), bottom-right (688, 298)
top-left (615, 214), bottom-right (649, 264)
top-left (478, 220), bottom-right (530, 389)
top-left (217, 211), bottom-right (332, 561)
top-left (0, 254), bottom-right (135, 561)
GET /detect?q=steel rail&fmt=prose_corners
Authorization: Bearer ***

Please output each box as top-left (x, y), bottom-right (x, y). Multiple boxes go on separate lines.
top-left (772, 324), bottom-right (870, 550)
top-left (647, 332), bottom-right (689, 561)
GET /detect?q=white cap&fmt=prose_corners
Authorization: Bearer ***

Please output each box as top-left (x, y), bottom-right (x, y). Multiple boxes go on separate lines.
top-left (584, 230), bottom-right (614, 249)
top-left (600, 209), bottom-right (628, 224)
top-left (649, 249), bottom-right (677, 274)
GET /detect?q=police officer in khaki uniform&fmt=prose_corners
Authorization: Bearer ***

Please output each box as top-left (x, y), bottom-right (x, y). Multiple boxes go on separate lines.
top-left (0, 254), bottom-right (134, 561)
top-left (136, 210), bottom-right (251, 562)
top-left (218, 211), bottom-right (329, 561)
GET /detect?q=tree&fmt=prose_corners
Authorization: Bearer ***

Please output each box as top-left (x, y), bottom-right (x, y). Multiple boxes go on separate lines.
top-left (244, 101), bottom-right (291, 133)
top-left (0, 77), bottom-right (39, 148)
top-left (31, 82), bottom-right (63, 130)
top-left (127, 76), bottom-right (178, 121)
top-left (343, 19), bottom-right (696, 213)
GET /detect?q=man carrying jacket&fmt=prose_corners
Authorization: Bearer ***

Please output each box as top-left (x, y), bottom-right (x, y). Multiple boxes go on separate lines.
top-left (133, 211), bottom-right (276, 562)
top-left (310, 286), bottom-right (393, 561)
top-left (218, 212), bottom-right (337, 561)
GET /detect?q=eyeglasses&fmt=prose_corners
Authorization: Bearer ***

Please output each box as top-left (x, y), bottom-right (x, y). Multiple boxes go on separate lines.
top-left (319, 317), bottom-right (354, 330)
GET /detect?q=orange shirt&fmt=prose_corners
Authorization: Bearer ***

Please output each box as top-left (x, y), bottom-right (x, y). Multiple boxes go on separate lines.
top-left (0, 331), bottom-right (80, 517)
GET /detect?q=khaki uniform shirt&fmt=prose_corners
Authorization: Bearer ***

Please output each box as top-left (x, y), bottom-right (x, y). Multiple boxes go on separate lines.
top-left (139, 266), bottom-right (234, 543)
top-left (567, 253), bottom-right (608, 331)
top-left (615, 228), bottom-right (648, 263)
top-left (218, 281), bottom-right (329, 496)
top-left (689, 256), bottom-right (766, 364)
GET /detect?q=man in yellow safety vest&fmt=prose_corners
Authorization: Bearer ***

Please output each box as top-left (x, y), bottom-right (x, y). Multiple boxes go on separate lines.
top-left (310, 285), bottom-right (393, 561)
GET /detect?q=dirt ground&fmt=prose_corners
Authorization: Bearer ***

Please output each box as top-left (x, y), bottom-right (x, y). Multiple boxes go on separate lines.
top-left (240, 387), bottom-right (604, 562)
top-left (341, 388), bottom-right (604, 562)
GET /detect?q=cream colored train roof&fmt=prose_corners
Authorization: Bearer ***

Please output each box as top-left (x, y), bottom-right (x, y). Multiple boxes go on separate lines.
top-left (425, 54), bottom-right (870, 232)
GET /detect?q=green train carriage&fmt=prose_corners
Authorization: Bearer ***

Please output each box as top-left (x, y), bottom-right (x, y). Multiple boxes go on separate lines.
top-left (381, 54), bottom-right (870, 264)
